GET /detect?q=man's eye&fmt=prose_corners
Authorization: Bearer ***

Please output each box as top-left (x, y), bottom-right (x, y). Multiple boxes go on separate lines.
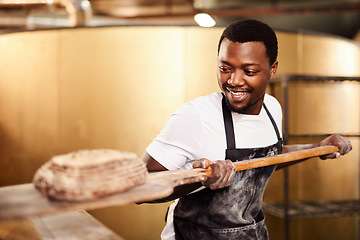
top-left (245, 70), bottom-right (257, 76)
top-left (219, 67), bottom-right (232, 73)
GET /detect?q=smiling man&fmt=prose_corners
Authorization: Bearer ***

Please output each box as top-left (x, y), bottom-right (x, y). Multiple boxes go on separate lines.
top-left (141, 19), bottom-right (352, 240)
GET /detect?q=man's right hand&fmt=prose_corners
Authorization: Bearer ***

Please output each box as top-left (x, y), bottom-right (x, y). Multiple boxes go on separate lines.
top-left (193, 159), bottom-right (236, 190)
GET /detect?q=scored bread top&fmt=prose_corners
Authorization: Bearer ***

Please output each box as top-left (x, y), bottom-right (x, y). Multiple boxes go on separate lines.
top-left (51, 149), bottom-right (138, 168)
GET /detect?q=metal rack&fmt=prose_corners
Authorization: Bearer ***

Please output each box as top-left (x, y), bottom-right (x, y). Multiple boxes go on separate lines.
top-left (265, 74), bottom-right (360, 240)
top-left (263, 199), bottom-right (360, 219)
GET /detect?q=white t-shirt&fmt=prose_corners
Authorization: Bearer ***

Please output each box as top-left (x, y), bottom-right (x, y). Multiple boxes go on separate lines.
top-left (146, 92), bottom-right (283, 240)
top-left (147, 92), bottom-right (282, 170)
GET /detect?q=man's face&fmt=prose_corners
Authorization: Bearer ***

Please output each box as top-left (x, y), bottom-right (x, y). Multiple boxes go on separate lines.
top-left (217, 38), bottom-right (278, 115)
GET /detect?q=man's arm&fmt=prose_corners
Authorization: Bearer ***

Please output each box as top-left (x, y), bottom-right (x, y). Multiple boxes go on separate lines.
top-left (277, 134), bottom-right (352, 170)
top-left (142, 152), bottom-right (236, 201)
top-left (141, 152), bottom-right (203, 202)
top-left (142, 134), bottom-right (352, 198)
top-left (142, 152), bottom-right (167, 172)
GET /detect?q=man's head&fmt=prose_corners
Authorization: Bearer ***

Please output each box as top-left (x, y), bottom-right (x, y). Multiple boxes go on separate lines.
top-left (218, 19), bottom-right (278, 66)
top-left (217, 19), bottom-right (279, 115)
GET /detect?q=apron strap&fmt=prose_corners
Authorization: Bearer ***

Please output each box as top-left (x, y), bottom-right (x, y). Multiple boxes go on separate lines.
top-left (222, 94), bottom-right (282, 149)
top-left (262, 103), bottom-right (282, 141)
top-left (222, 96), bottom-right (236, 149)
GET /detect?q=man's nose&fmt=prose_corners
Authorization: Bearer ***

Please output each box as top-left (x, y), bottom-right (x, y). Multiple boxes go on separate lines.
top-left (229, 70), bottom-right (246, 86)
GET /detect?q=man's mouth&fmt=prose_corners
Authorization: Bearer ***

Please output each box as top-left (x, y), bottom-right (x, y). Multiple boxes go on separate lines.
top-left (226, 87), bottom-right (250, 101)
top-left (228, 90), bottom-right (247, 96)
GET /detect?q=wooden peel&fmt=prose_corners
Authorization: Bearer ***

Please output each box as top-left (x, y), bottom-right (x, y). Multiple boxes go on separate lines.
top-left (0, 178), bottom-right (174, 222)
top-left (199, 145), bottom-right (340, 176)
top-left (150, 145), bottom-right (340, 186)
top-left (0, 145), bottom-right (339, 221)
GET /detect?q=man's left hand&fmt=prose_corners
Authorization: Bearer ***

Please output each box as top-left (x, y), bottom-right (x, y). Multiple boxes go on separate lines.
top-left (319, 134), bottom-right (352, 159)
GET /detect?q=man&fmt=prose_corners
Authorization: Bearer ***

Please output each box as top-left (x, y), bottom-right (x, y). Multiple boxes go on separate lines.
top-left (141, 19), bottom-right (352, 240)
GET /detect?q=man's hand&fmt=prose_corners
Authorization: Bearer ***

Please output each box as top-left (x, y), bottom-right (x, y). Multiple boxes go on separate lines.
top-left (319, 134), bottom-right (352, 160)
top-left (193, 159), bottom-right (235, 190)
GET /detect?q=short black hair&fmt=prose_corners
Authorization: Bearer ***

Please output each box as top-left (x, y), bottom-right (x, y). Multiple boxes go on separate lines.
top-left (218, 19), bottom-right (278, 65)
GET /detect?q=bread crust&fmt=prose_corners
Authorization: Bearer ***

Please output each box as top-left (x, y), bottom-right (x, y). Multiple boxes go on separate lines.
top-left (33, 149), bottom-right (148, 201)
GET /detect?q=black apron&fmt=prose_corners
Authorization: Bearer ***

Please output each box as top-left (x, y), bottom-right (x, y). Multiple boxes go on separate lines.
top-left (173, 97), bottom-right (283, 240)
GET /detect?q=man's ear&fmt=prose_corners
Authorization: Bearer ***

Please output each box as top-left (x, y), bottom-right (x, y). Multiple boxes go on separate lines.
top-left (269, 60), bottom-right (278, 80)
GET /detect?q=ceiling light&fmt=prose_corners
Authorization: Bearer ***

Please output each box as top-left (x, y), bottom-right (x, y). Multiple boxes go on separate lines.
top-left (194, 13), bottom-right (216, 27)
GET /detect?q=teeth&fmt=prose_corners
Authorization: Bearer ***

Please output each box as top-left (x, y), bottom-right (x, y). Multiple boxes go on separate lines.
top-left (227, 88), bottom-right (246, 95)
top-left (231, 91), bottom-right (246, 96)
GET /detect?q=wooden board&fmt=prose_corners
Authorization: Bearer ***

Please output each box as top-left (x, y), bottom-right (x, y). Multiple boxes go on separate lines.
top-left (0, 210), bottom-right (124, 240)
top-left (0, 146), bottom-right (339, 222)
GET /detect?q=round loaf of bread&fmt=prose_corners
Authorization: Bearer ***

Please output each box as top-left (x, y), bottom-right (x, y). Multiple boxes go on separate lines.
top-left (33, 149), bottom-right (148, 201)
